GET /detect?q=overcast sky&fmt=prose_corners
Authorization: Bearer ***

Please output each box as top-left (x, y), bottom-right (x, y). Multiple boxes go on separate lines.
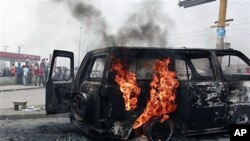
top-left (0, 0), bottom-right (249, 64)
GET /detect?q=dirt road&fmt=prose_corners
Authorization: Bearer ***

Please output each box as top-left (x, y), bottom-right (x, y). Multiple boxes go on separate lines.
top-left (0, 116), bottom-right (89, 141)
top-left (0, 115), bottom-right (229, 141)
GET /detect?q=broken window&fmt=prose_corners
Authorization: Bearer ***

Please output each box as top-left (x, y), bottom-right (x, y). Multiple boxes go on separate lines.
top-left (219, 54), bottom-right (250, 80)
top-left (89, 57), bottom-right (106, 79)
top-left (175, 59), bottom-right (191, 80)
top-left (190, 58), bottom-right (215, 80)
top-left (129, 58), bottom-right (165, 80)
top-left (191, 58), bottom-right (213, 76)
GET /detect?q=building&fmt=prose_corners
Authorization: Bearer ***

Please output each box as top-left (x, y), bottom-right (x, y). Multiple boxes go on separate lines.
top-left (0, 51), bottom-right (40, 69)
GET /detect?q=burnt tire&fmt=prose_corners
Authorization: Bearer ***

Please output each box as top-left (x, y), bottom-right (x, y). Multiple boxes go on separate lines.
top-left (143, 117), bottom-right (174, 141)
top-left (71, 93), bottom-right (89, 121)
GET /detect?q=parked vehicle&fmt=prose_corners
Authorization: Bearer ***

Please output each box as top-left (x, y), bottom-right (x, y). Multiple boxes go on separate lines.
top-left (46, 47), bottom-right (250, 141)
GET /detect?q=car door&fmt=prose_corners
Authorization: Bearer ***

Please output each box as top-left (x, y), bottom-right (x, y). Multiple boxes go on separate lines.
top-left (186, 52), bottom-right (226, 131)
top-left (217, 51), bottom-right (250, 124)
top-left (174, 56), bottom-right (192, 129)
top-left (78, 55), bottom-right (107, 124)
top-left (46, 50), bottom-right (74, 115)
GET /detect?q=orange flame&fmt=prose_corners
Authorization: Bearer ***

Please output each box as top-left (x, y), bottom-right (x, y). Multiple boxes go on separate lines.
top-left (133, 57), bottom-right (179, 129)
top-left (112, 59), bottom-right (141, 111)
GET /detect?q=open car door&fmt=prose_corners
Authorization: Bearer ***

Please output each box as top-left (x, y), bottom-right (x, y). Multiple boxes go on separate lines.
top-left (46, 50), bottom-right (74, 115)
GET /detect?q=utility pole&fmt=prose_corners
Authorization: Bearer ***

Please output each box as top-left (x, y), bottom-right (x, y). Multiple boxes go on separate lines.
top-left (216, 0), bottom-right (227, 50)
top-left (18, 46), bottom-right (21, 54)
top-left (211, 0), bottom-right (233, 49)
top-left (78, 27), bottom-right (82, 66)
top-left (178, 0), bottom-right (228, 49)
top-left (4, 45), bottom-right (8, 52)
top-left (210, 0), bottom-right (233, 63)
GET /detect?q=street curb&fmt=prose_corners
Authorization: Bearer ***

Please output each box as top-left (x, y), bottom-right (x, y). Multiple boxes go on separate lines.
top-left (0, 114), bottom-right (47, 120)
top-left (0, 87), bottom-right (44, 92)
top-left (0, 113), bottom-right (69, 120)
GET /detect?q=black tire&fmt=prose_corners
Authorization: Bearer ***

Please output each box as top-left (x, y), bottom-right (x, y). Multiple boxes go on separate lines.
top-left (71, 93), bottom-right (89, 121)
top-left (143, 117), bottom-right (174, 141)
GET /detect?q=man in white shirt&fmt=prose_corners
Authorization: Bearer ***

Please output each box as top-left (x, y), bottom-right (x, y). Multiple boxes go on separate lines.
top-left (23, 66), bottom-right (29, 86)
top-left (25, 56), bottom-right (31, 66)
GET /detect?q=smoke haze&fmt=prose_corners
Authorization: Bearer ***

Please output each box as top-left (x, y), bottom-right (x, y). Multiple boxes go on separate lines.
top-left (1, 0), bottom-right (249, 64)
top-left (55, 0), bottom-right (173, 50)
top-left (114, 1), bottom-right (172, 47)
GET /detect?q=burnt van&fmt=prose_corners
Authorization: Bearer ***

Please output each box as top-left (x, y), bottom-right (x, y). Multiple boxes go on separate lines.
top-left (46, 47), bottom-right (250, 141)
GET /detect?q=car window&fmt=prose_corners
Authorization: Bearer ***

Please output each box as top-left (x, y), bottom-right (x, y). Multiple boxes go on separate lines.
top-left (175, 59), bottom-right (191, 80)
top-left (78, 58), bottom-right (91, 82)
top-left (51, 57), bottom-right (71, 81)
top-left (220, 55), bottom-right (250, 80)
top-left (129, 58), bottom-right (154, 79)
top-left (89, 57), bottom-right (106, 79)
top-left (190, 58), bottom-right (214, 80)
top-left (129, 58), bottom-right (157, 79)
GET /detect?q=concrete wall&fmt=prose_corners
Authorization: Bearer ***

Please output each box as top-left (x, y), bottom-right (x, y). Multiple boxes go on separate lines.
top-left (0, 77), bottom-right (17, 85)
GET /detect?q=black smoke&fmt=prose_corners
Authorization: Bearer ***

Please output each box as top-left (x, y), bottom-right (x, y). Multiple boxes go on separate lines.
top-left (114, 1), bottom-right (171, 47)
top-left (53, 0), bottom-right (173, 49)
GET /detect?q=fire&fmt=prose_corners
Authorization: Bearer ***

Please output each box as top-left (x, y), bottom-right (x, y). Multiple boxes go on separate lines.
top-left (112, 58), bottom-right (141, 111)
top-left (111, 57), bottom-right (179, 129)
top-left (133, 57), bottom-right (179, 129)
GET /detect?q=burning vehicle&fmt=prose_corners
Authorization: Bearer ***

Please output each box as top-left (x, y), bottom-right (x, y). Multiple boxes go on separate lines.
top-left (46, 47), bottom-right (250, 141)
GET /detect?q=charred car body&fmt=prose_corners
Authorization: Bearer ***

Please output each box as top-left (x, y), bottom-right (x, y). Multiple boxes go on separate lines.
top-left (46, 47), bottom-right (250, 140)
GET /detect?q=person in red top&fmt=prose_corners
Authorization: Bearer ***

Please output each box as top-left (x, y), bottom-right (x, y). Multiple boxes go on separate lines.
top-left (10, 64), bottom-right (16, 76)
top-left (246, 68), bottom-right (250, 74)
top-left (38, 65), bottom-right (45, 86)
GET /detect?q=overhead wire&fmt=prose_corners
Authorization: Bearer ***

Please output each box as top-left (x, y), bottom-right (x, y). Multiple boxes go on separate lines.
top-left (175, 0), bottom-right (249, 28)
top-left (168, 0), bottom-right (250, 46)
top-left (169, 4), bottom-right (249, 39)
top-left (168, 25), bottom-right (249, 40)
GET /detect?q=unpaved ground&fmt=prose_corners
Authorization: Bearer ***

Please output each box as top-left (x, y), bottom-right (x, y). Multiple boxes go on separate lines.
top-left (0, 116), bottom-right (89, 141)
top-left (0, 116), bottom-right (229, 141)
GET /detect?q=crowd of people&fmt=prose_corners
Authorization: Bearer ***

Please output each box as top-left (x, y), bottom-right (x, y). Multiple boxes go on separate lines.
top-left (1, 58), bottom-right (50, 86)
top-left (0, 68), bottom-right (12, 76)
top-left (0, 56), bottom-right (72, 85)
top-left (52, 66), bottom-right (70, 81)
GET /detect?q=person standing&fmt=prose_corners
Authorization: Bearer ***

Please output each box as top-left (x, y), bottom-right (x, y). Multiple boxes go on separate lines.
top-left (6, 68), bottom-right (11, 76)
top-left (2, 68), bottom-right (7, 76)
top-left (40, 59), bottom-right (46, 70)
top-left (16, 63), bottom-right (23, 84)
top-left (10, 64), bottom-right (16, 76)
top-left (246, 68), bottom-right (250, 74)
top-left (38, 65), bottom-right (45, 86)
top-left (35, 61), bottom-right (39, 67)
top-left (23, 65), bottom-right (29, 86)
top-left (45, 58), bottom-right (49, 68)
top-left (25, 56), bottom-right (30, 66)
top-left (40, 59), bottom-right (46, 81)
top-left (34, 66), bottom-right (39, 85)
top-left (30, 65), bottom-right (35, 85)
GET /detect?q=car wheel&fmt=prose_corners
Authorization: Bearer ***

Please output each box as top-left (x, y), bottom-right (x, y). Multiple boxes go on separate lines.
top-left (71, 93), bottom-right (88, 121)
top-left (143, 117), bottom-right (174, 141)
